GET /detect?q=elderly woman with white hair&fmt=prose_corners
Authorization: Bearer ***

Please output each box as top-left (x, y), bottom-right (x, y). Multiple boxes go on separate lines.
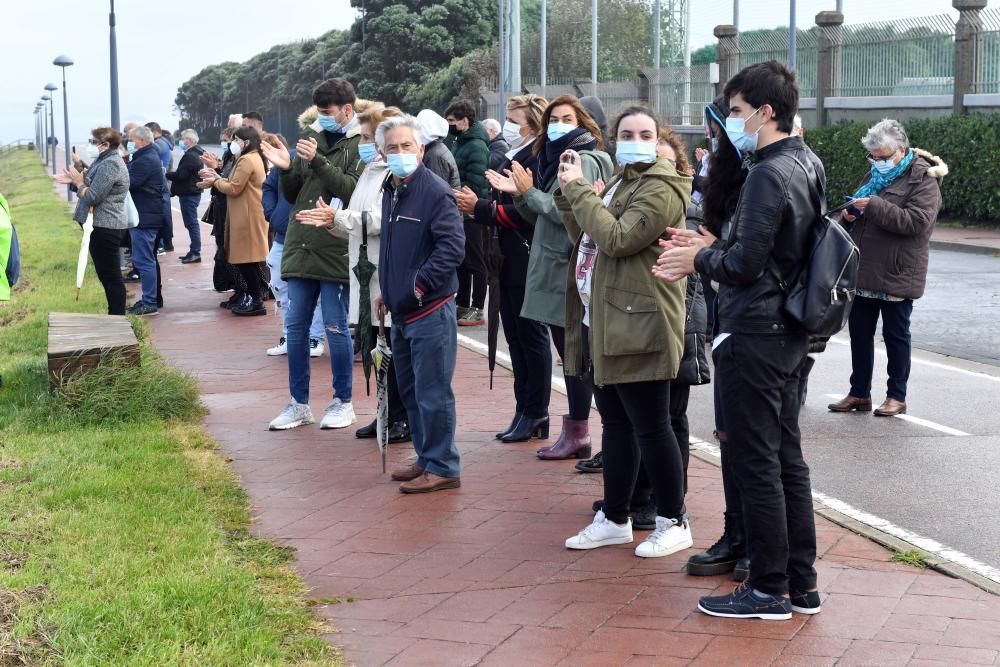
top-left (828, 118), bottom-right (948, 417)
top-left (166, 128), bottom-right (206, 262)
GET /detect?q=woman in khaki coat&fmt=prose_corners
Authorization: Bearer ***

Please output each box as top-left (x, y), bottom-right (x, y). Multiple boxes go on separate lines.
top-left (199, 126), bottom-right (269, 316)
top-left (557, 106), bottom-right (694, 562)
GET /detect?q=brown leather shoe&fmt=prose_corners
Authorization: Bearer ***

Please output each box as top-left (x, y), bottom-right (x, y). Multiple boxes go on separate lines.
top-left (390, 462), bottom-right (424, 482)
top-left (874, 398), bottom-right (907, 416)
top-left (399, 472), bottom-right (461, 494)
top-left (827, 395), bottom-right (873, 413)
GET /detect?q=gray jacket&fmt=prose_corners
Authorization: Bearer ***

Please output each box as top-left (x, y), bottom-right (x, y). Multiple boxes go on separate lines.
top-left (74, 150), bottom-right (130, 229)
top-left (422, 140), bottom-right (461, 190)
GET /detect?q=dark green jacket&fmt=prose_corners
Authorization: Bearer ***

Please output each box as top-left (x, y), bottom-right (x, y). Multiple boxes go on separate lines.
top-left (555, 157), bottom-right (692, 386)
top-left (280, 118), bottom-right (364, 282)
top-left (450, 121), bottom-right (490, 198)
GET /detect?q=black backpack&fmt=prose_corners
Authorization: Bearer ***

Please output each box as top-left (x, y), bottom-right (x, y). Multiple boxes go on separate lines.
top-left (769, 157), bottom-right (860, 337)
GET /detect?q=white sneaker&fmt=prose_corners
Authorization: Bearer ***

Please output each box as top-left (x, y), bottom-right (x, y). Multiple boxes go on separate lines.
top-left (634, 516), bottom-right (693, 558)
top-left (310, 338), bottom-right (325, 357)
top-left (565, 510), bottom-right (633, 550)
top-left (320, 398), bottom-right (356, 429)
top-left (267, 337), bottom-right (287, 356)
top-left (268, 400), bottom-right (314, 430)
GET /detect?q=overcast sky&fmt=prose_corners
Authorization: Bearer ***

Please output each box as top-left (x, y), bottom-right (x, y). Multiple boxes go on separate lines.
top-left (3, 0), bottom-right (992, 144)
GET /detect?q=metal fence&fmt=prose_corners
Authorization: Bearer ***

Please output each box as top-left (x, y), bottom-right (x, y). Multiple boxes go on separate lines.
top-left (975, 8), bottom-right (1000, 94)
top-left (738, 29), bottom-right (819, 97)
top-left (836, 14), bottom-right (956, 97)
top-left (645, 64), bottom-right (717, 125)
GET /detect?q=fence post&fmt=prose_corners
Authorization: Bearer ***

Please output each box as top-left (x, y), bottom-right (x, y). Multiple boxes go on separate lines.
top-left (714, 24), bottom-right (739, 95)
top-left (637, 69), bottom-right (652, 110)
top-left (815, 11), bottom-right (844, 128)
top-left (953, 0), bottom-right (987, 115)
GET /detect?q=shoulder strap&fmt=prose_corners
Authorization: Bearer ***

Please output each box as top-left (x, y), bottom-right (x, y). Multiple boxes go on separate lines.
top-left (767, 155), bottom-right (826, 288)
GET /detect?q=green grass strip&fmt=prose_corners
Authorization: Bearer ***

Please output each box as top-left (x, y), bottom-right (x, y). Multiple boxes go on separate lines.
top-left (0, 148), bottom-right (337, 666)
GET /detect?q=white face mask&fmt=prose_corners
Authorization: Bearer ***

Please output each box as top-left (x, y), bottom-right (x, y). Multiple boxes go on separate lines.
top-left (502, 120), bottom-right (524, 148)
top-left (85, 144), bottom-right (101, 160)
top-left (230, 141), bottom-right (243, 158)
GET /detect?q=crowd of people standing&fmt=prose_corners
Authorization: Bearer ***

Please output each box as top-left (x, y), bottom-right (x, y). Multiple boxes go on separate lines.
top-left (59, 57), bottom-right (945, 621)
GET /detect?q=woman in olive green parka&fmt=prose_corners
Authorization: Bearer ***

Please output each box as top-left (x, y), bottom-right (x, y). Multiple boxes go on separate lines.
top-left (559, 107), bottom-right (695, 562)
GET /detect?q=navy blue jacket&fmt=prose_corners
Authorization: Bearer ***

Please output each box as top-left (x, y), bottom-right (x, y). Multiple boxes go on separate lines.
top-left (128, 144), bottom-right (170, 230)
top-left (379, 164), bottom-right (465, 322)
top-left (263, 148), bottom-right (296, 243)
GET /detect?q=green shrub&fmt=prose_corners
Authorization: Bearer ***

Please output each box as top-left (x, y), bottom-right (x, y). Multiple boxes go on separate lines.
top-left (806, 112), bottom-right (1000, 223)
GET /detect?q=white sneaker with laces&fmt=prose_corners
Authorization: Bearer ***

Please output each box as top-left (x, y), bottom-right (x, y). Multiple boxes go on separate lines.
top-left (268, 400), bottom-right (314, 431)
top-left (320, 398), bottom-right (356, 429)
top-left (267, 337), bottom-right (287, 356)
top-left (634, 516), bottom-right (693, 558)
top-left (565, 510), bottom-right (633, 550)
top-left (310, 338), bottom-right (325, 358)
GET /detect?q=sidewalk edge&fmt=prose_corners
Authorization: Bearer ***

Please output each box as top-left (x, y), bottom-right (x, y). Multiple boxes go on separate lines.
top-left (930, 240), bottom-right (1000, 256)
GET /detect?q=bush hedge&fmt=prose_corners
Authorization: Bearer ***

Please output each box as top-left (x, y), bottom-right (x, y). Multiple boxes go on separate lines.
top-left (805, 112), bottom-right (1000, 223)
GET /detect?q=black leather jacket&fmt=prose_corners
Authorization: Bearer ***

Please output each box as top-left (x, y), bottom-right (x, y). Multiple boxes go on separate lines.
top-left (694, 136), bottom-right (824, 335)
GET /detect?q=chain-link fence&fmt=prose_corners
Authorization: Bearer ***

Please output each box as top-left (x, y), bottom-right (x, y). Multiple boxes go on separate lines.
top-left (836, 14), bottom-right (956, 97)
top-left (975, 8), bottom-right (1000, 94)
top-left (644, 64), bottom-right (717, 125)
top-left (737, 29), bottom-right (819, 97)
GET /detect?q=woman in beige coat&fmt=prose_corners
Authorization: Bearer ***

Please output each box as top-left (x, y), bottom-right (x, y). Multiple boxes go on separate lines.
top-left (199, 126), bottom-right (269, 315)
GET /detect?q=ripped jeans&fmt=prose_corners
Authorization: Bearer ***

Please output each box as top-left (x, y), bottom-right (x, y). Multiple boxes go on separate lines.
top-left (285, 277), bottom-right (353, 405)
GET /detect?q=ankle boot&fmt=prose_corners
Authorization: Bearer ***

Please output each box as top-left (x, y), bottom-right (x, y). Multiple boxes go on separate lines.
top-left (686, 511), bottom-right (746, 576)
top-left (537, 416), bottom-right (592, 460)
top-left (500, 415), bottom-right (549, 442)
top-left (496, 412), bottom-right (523, 440)
top-left (732, 556), bottom-right (750, 582)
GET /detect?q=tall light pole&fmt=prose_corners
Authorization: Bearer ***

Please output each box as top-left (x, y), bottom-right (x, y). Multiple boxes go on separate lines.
top-left (733, 0), bottom-right (740, 30)
top-left (54, 55), bottom-right (74, 201)
top-left (788, 0), bottom-right (797, 70)
top-left (41, 95), bottom-right (51, 167)
top-left (35, 106), bottom-right (42, 153)
top-left (45, 84), bottom-right (58, 175)
top-left (498, 0), bottom-right (506, 115)
top-left (109, 0), bottom-right (120, 129)
top-left (591, 0), bottom-right (598, 92)
top-left (540, 0), bottom-right (547, 95)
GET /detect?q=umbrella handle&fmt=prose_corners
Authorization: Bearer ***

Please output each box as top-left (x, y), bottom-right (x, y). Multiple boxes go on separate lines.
top-left (378, 309), bottom-right (387, 340)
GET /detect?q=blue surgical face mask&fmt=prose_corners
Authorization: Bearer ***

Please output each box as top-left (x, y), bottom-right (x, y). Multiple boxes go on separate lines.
top-left (871, 160), bottom-right (895, 175)
top-left (615, 140), bottom-right (658, 166)
top-left (318, 110), bottom-right (344, 133)
top-left (387, 152), bottom-right (419, 178)
top-left (547, 122), bottom-right (575, 142)
top-left (126, 141), bottom-right (136, 155)
top-left (725, 107), bottom-right (762, 156)
top-left (358, 142), bottom-right (379, 164)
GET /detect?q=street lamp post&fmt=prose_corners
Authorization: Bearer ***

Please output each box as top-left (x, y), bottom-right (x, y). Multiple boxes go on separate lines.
top-left (109, 0), bottom-right (120, 129)
top-left (54, 55), bottom-right (74, 201)
top-left (41, 95), bottom-right (51, 167)
top-left (45, 84), bottom-right (58, 175)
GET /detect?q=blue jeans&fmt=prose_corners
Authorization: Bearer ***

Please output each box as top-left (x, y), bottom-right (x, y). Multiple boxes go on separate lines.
top-left (285, 278), bottom-right (352, 404)
top-left (129, 227), bottom-right (160, 307)
top-left (266, 242), bottom-right (324, 340)
top-left (849, 295), bottom-right (914, 402)
top-left (178, 193), bottom-right (201, 254)
top-left (391, 301), bottom-right (460, 478)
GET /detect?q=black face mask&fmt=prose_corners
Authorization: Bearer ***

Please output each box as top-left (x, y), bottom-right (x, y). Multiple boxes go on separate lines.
top-left (448, 124), bottom-right (460, 136)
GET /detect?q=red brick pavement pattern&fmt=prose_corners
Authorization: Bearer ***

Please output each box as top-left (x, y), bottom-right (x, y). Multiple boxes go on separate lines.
top-left (145, 218), bottom-right (1000, 666)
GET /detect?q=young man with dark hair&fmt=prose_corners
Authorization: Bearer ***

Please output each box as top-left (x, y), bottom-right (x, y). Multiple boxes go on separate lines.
top-left (242, 111), bottom-right (264, 132)
top-left (261, 78), bottom-right (365, 432)
top-left (656, 60), bottom-right (823, 621)
top-left (445, 100), bottom-right (490, 326)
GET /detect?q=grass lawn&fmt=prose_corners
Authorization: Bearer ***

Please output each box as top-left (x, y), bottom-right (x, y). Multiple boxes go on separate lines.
top-left (0, 148), bottom-right (337, 665)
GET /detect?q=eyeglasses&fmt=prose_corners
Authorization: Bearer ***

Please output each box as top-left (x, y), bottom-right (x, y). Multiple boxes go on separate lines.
top-left (865, 151), bottom-right (895, 164)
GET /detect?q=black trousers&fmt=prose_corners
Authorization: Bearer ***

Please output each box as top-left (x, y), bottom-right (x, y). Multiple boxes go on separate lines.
top-left (457, 221), bottom-right (487, 309)
top-left (632, 381), bottom-right (691, 505)
top-left (716, 333), bottom-right (816, 596)
top-left (849, 295), bottom-right (914, 402)
top-left (595, 379), bottom-right (686, 526)
top-left (549, 325), bottom-right (593, 420)
top-left (90, 227), bottom-right (127, 316)
top-left (499, 284), bottom-right (552, 419)
top-left (236, 263), bottom-right (264, 300)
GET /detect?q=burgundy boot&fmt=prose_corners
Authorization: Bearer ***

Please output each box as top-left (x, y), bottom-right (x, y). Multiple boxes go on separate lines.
top-left (537, 416), bottom-right (592, 460)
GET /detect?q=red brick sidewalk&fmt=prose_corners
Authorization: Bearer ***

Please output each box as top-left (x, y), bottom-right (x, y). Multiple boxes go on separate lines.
top-left (147, 220), bottom-right (1000, 666)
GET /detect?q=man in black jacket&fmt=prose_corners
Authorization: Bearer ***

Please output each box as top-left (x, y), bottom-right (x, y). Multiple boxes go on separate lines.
top-left (656, 61), bottom-right (822, 621)
top-left (375, 115), bottom-right (465, 495)
top-left (166, 129), bottom-right (205, 263)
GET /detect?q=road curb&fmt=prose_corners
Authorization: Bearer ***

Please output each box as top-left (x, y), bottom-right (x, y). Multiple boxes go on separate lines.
top-left (457, 337), bottom-right (1000, 598)
top-left (930, 240), bottom-right (1000, 256)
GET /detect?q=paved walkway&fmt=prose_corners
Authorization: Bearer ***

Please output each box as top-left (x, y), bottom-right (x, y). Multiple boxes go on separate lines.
top-left (134, 213), bottom-right (1000, 666)
top-left (931, 226), bottom-right (1000, 254)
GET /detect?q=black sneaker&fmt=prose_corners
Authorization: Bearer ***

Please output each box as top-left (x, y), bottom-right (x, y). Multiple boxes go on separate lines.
top-left (575, 451), bottom-right (603, 473)
top-left (181, 253), bottom-right (201, 264)
top-left (355, 419), bottom-right (377, 439)
top-left (163, 242), bottom-right (174, 252)
top-left (790, 590), bottom-right (822, 615)
top-left (124, 270), bottom-right (141, 283)
top-left (387, 421), bottom-right (412, 444)
top-left (631, 501), bottom-right (657, 531)
top-left (127, 302), bottom-right (159, 317)
top-left (698, 583), bottom-right (792, 621)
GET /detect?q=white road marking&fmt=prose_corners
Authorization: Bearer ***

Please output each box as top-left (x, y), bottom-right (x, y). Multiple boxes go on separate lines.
top-left (457, 335), bottom-right (997, 585)
top-left (828, 335), bottom-right (1000, 384)
top-left (689, 438), bottom-right (1000, 585)
top-left (823, 394), bottom-right (970, 436)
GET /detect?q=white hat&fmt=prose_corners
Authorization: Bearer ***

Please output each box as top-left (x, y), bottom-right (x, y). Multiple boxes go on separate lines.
top-left (416, 109), bottom-right (450, 144)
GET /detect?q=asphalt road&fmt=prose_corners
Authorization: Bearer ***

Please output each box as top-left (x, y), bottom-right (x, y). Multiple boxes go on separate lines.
top-left (457, 248), bottom-right (1000, 579)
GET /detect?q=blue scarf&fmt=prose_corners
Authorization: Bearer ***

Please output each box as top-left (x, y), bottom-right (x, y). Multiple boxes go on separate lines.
top-left (853, 149), bottom-right (915, 199)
